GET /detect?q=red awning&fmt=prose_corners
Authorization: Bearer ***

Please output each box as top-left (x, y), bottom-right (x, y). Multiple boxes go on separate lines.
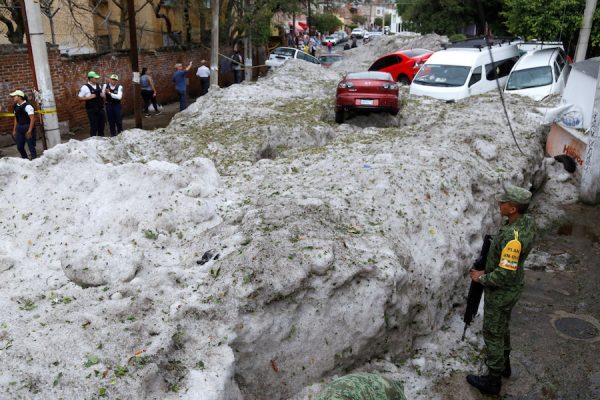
top-left (288, 22), bottom-right (306, 33)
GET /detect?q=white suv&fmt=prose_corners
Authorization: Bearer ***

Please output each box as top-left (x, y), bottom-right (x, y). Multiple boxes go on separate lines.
top-left (505, 47), bottom-right (570, 100)
top-left (266, 47), bottom-right (320, 67)
top-left (351, 28), bottom-right (365, 39)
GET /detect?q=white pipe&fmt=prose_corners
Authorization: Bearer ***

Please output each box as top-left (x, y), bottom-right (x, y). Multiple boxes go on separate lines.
top-left (580, 63), bottom-right (600, 204)
top-left (24, 0), bottom-right (61, 148)
top-left (574, 0), bottom-right (597, 62)
top-left (210, 0), bottom-right (219, 87)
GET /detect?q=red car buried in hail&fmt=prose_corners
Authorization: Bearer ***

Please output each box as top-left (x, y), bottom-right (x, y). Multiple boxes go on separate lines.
top-left (368, 48), bottom-right (434, 85)
top-left (335, 71), bottom-right (399, 123)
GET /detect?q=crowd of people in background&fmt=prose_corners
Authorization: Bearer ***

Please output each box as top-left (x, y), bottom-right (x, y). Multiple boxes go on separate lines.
top-left (3, 47), bottom-right (265, 159)
top-left (287, 29), bottom-right (356, 55)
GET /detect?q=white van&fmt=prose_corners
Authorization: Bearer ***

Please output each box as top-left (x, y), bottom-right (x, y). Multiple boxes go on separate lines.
top-left (504, 47), bottom-right (570, 100)
top-left (410, 39), bottom-right (521, 101)
top-left (265, 47), bottom-right (320, 67)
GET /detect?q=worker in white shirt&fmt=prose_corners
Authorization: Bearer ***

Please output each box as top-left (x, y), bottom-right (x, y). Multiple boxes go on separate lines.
top-left (103, 74), bottom-right (124, 137)
top-left (78, 71), bottom-right (106, 137)
top-left (196, 60), bottom-right (211, 96)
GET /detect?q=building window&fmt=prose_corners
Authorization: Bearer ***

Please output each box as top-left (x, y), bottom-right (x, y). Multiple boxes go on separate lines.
top-left (97, 35), bottom-right (112, 53)
top-left (163, 32), bottom-right (182, 47)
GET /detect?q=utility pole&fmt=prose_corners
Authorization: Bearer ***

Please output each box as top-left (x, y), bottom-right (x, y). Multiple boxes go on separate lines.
top-left (307, 0), bottom-right (311, 35)
top-left (580, 63), bottom-right (600, 204)
top-left (574, 0), bottom-right (597, 62)
top-left (22, 0), bottom-right (60, 148)
top-left (210, 0), bottom-right (219, 87)
top-left (244, 35), bottom-right (252, 82)
top-left (127, 0), bottom-right (142, 129)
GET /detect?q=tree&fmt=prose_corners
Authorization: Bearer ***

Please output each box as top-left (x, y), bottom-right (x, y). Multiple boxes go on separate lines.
top-left (502, 0), bottom-right (599, 56)
top-left (396, 0), bottom-right (504, 36)
top-left (310, 13), bottom-right (342, 34)
top-left (40, 0), bottom-right (60, 45)
top-left (374, 17), bottom-right (383, 27)
top-left (0, 0), bottom-right (25, 44)
top-left (64, 0), bottom-right (144, 50)
top-left (384, 13), bottom-right (391, 27)
top-left (351, 14), bottom-right (367, 26)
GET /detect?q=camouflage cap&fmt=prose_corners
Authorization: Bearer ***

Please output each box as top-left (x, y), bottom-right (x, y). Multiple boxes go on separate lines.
top-left (497, 183), bottom-right (532, 205)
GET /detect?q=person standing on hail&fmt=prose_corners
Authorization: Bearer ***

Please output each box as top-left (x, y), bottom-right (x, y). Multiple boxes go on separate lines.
top-left (467, 183), bottom-right (537, 396)
top-left (172, 61), bottom-right (193, 111)
top-left (78, 71), bottom-right (106, 137)
top-left (103, 74), bottom-right (124, 137)
top-left (196, 60), bottom-right (210, 96)
top-left (10, 90), bottom-right (37, 160)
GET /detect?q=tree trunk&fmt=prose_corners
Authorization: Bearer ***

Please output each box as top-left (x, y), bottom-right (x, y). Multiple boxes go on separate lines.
top-left (183, 0), bottom-right (191, 44)
top-left (0, 0), bottom-right (25, 44)
top-left (114, 1), bottom-right (128, 50)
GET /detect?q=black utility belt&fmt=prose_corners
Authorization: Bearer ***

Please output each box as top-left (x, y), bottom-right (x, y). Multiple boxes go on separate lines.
top-left (106, 102), bottom-right (121, 105)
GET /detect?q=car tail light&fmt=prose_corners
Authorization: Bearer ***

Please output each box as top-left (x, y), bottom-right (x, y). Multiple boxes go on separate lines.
top-left (338, 81), bottom-right (354, 89)
top-left (383, 83), bottom-right (399, 90)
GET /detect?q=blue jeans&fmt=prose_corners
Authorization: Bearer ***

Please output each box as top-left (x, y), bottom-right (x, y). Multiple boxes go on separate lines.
top-left (106, 103), bottom-right (123, 137)
top-left (233, 69), bottom-right (242, 84)
top-left (15, 124), bottom-right (37, 159)
top-left (86, 108), bottom-right (105, 137)
top-left (177, 89), bottom-right (188, 111)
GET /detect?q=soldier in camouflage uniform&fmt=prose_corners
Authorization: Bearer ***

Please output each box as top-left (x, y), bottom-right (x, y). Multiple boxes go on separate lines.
top-left (317, 373), bottom-right (406, 400)
top-left (467, 183), bottom-right (537, 395)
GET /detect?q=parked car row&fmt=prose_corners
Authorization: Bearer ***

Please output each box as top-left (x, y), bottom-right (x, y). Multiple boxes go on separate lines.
top-left (333, 37), bottom-right (572, 124)
top-left (267, 37), bottom-right (571, 123)
top-left (409, 39), bottom-right (571, 101)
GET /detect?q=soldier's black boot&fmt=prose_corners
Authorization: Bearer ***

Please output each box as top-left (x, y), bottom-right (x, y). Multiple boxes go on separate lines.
top-left (502, 351), bottom-right (511, 378)
top-left (466, 373), bottom-right (501, 395)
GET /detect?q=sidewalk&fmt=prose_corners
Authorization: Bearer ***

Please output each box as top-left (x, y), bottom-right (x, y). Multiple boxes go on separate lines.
top-left (433, 202), bottom-right (600, 399)
top-left (0, 96), bottom-right (197, 159)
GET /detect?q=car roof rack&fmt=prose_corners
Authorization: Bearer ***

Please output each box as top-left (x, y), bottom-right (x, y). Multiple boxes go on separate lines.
top-left (443, 36), bottom-right (521, 51)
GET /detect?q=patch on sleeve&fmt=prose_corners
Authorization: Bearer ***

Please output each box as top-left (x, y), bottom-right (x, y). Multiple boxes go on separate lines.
top-left (499, 230), bottom-right (521, 271)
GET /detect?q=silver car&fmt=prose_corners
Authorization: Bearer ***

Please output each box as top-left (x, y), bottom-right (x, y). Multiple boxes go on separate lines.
top-left (266, 47), bottom-right (320, 67)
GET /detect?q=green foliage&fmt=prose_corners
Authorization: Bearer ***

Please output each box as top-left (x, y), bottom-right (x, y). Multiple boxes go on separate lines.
top-left (502, 0), bottom-right (600, 56)
top-left (384, 13), bottom-right (392, 27)
top-left (352, 15), bottom-right (368, 26)
top-left (396, 0), bottom-right (505, 36)
top-left (114, 366), bottom-right (128, 378)
top-left (143, 229), bottom-right (158, 240)
top-left (18, 298), bottom-right (36, 311)
top-left (449, 33), bottom-right (467, 42)
top-left (84, 355), bottom-right (99, 368)
top-left (374, 17), bottom-right (383, 27)
top-left (310, 13), bottom-right (342, 34)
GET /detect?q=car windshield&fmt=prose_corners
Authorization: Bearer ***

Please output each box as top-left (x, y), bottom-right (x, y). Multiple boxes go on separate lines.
top-left (413, 64), bottom-right (471, 87)
top-left (272, 48), bottom-right (295, 57)
top-left (346, 71), bottom-right (391, 81)
top-left (325, 36), bottom-right (336, 40)
top-left (506, 66), bottom-right (553, 90)
top-left (319, 55), bottom-right (342, 63)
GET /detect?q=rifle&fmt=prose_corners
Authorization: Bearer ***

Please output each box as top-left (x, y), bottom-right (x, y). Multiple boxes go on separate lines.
top-left (461, 234), bottom-right (493, 341)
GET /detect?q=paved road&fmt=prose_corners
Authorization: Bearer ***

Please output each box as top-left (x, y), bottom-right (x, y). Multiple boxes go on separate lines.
top-left (435, 202), bottom-right (600, 399)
